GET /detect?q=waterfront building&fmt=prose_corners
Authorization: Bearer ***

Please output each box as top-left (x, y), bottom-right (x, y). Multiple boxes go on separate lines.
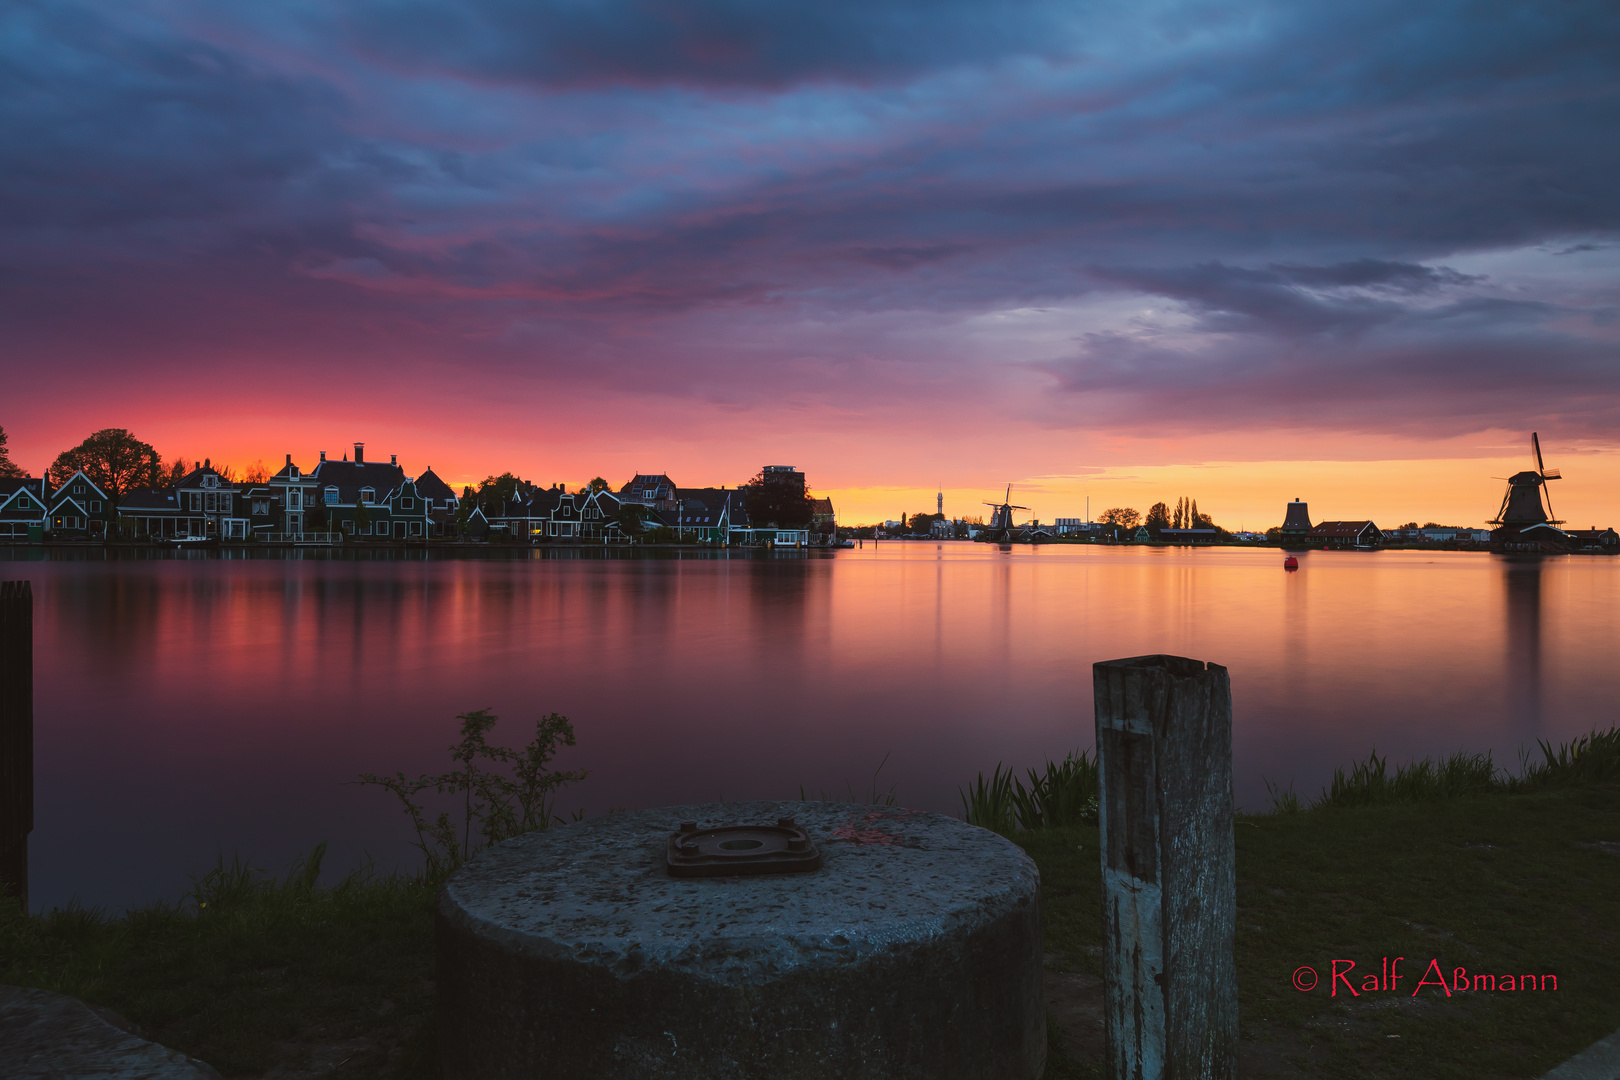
top-left (0, 477), bottom-right (49, 539)
top-left (1308, 520), bottom-right (1383, 549)
top-left (267, 455), bottom-right (320, 535)
top-left (309, 443), bottom-right (435, 539)
top-left (44, 469), bottom-right (115, 539)
top-left (618, 474), bottom-right (680, 511)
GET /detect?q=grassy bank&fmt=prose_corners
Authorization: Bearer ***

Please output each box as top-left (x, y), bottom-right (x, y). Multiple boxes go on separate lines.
top-left (2, 730), bottom-right (1616, 1078)
top-left (0, 849), bottom-right (439, 1077)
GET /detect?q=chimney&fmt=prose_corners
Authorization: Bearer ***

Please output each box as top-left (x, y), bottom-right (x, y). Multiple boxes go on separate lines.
top-left (285, 454), bottom-right (292, 466)
top-left (354, 442), bottom-right (365, 464)
top-left (320, 450), bottom-right (326, 462)
top-left (204, 457), bottom-right (210, 469)
top-left (391, 454), bottom-right (397, 466)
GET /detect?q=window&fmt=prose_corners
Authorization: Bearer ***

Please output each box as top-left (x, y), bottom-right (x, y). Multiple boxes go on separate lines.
top-left (325, 487), bottom-right (339, 505)
top-left (409, 521), bottom-right (422, 536)
top-left (342, 519), bottom-right (355, 534)
top-left (400, 497), bottom-right (414, 509)
top-left (188, 492), bottom-right (202, 512)
top-left (75, 484), bottom-right (85, 494)
top-left (288, 490), bottom-right (301, 509)
top-left (204, 475), bottom-right (219, 489)
top-left (361, 488), bottom-right (375, 504)
top-left (253, 500), bottom-right (270, 516)
top-left (203, 492), bottom-right (219, 513)
top-left (90, 500), bottom-right (102, 512)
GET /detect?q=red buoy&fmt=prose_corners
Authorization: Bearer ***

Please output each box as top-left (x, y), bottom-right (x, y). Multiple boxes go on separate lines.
top-left (1283, 556), bottom-right (1299, 570)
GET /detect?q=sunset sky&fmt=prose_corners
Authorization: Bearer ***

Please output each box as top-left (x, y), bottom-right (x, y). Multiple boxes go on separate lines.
top-left (4, 1), bottom-right (1618, 528)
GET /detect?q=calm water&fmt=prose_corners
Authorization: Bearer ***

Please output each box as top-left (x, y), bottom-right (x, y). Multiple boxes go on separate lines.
top-left (4, 543), bottom-right (1617, 911)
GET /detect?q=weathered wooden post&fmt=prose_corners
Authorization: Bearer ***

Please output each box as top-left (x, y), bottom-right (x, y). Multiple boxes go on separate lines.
top-left (0, 581), bottom-right (32, 910)
top-left (1094, 654), bottom-right (1237, 1080)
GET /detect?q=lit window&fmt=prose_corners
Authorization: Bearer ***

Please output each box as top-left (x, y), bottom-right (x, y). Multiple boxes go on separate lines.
top-left (361, 488), bottom-right (375, 504)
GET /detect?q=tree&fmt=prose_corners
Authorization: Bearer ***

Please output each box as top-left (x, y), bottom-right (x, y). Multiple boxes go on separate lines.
top-left (162, 458), bottom-right (189, 488)
top-left (0, 426), bottom-right (27, 478)
top-left (1146, 502), bottom-right (1171, 532)
top-left (243, 460), bottom-right (270, 484)
top-left (617, 503), bottom-right (649, 536)
top-left (50, 428), bottom-right (163, 502)
top-left (744, 469), bottom-right (813, 528)
top-left (1100, 507), bottom-right (1141, 530)
top-left (477, 473), bottom-right (523, 512)
top-left (583, 477), bottom-right (609, 494)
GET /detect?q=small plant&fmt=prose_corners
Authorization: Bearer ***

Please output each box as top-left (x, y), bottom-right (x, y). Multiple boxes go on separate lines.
top-left (1516, 726), bottom-right (1620, 791)
top-left (799, 752), bottom-right (899, 807)
top-left (357, 709), bottom-right (587, 882)
top-left (961, 751), bottom-right (1099, 835)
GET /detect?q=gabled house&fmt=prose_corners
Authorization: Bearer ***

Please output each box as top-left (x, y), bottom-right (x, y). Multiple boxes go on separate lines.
top-left (172, 462), bottom-right (249, 539)
top-left (268, 455), bottom-right (320, 535)
top-left (379, 478), bottom-right (433, 540)
top-left (309, 443), bottom-right (407, 539)
top-left (0, 478), bottom-right (48, 540)
top-left (671, 488), bottom-right (747, 543)
top-left (580, 489), bottom-right (627, 543)
top-left (618, 474), bottom-right (680, 511)
top-left (413, 468), bottom-right (459, 537)
top-left (547, 491), bottom-right (584, 539)
top-left (1308, 520), bottom-right (1383, 549)
top-left (47, 470), bottom-right (115, 539)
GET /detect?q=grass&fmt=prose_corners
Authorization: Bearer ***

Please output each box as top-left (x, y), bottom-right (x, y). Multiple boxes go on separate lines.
top-left (1020, 726), bottom-right (1620, 1079)
top-left (0, 849), bottom-right (438, 1078)
top-left (1, 729), bottom-right (1615, 1078)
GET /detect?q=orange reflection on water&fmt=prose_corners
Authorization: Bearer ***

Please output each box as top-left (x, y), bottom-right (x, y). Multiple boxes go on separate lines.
top-left (9, 544), bottom-right (1619, 911)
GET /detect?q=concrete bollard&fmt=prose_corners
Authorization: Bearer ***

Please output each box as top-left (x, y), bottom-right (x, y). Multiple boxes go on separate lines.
top-left (1094, 654), bottom-right (1237, 1080)
top-left (436, 801), bottom-right (1044, 1079)
top-left (0, 581), bottom-right (32, 911)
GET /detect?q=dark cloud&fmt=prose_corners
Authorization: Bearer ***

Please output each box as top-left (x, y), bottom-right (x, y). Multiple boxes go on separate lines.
top-left (2, 0), bottom-right (1619, 441)
top-left (335, 0), bottom-right (1079, 89)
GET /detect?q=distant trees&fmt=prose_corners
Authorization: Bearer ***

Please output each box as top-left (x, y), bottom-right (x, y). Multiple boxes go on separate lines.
top-left (161, 458), bottom-right (189, 487)
top-left (1171, 496), bottom-right (1214, 530)
top-left (0, 426), bottom-right (26, 479)
top-left (744, 469), bottom-right (813, 528)
top-left (1145, 502), bottom-right (1171, 532)
top-left (908, 512), bottom-right (943, 534)
top-left (581, 477), bottom-right (609, 494)
top-left (49, 428), bottom-right (164, 502)
top-left (1100, 507), bottom-right (1141, 530)
top-left (243, 460), bottom-right (270, 484)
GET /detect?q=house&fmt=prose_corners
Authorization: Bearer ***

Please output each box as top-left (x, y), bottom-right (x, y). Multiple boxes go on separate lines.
top-left (45, 469), bottom-right (116, 539)
top-left (579, 489), bottom-right (629, 543)
top-left (546, 490), bottom-right (584, 539)
top-left (413, 468), bottom-right (460, 536)
top-left (168, 462), bottom-right (249, 538)
top-left (618, 474), bottom-right (680, 511)
top-left (309, 443), bottom-right (413, 539)
top-left (1158, 528), bottom-right (1219, 544)
top-left (0, 478), bottom-right (48, 540)
top-left (1567, 527), bottom-right (1620, 552)
top-left (670, 488), bottom-right (745, 543)
top-left (811, 497), bottom-right (836, 543)
top-left (117, 487), bottom-right (183, 538)
top-left (1308, 520), bottom-right (1383, 549)
top-left (267, 455), bottom-right (320, 535)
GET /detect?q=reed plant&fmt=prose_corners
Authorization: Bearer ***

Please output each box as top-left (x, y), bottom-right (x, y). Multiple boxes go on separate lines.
top-left (962, 751), bottom-right (1099, 835)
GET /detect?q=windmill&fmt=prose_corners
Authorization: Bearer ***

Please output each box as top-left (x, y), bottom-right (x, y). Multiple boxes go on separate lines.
top-left (1489, 432), bottom-right (1568, 554)
top-left (981, 485), bottom-right (1029, 541)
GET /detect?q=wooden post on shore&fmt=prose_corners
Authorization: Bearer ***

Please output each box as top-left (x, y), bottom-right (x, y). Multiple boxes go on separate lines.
top-left (1094, 654), bottom-right (1237, 1080)
top-left (0, 581), bottom-right (32, 911)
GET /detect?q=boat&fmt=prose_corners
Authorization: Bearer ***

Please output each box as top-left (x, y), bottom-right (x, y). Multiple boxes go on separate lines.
top-left (1283, 556), bottom-right (1298, 570)
top-left (170, 535), bottom-right (219, 549)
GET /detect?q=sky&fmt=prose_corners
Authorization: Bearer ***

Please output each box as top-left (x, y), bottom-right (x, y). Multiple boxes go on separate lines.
top-left (3, 0), bottom-right (1618, 527)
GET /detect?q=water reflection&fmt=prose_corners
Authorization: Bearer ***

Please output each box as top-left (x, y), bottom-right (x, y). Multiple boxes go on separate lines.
top-left (4, 545), bottom-right (1617, 911)
top-left (1503, 559), bottom-right (1543, 734)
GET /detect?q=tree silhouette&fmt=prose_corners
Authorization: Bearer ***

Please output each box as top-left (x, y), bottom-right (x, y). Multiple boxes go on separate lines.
top-left (50, 428), bottom-right (163, 502)
top-left (0, 426), bottom-right (26, 479)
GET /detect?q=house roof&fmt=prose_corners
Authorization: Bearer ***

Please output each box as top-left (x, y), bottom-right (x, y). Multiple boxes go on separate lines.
top-left (0, 477), bottom-right (45, 500)
top-left (810, 497), bottom-right (834, 514)
top-left (310, 459), bottom-right (406, 503)
top-left (1309, 520), bottom-right (1379, 537)
top-left (413, 468), bottom-right (456, 502)
top-left (119, 488), bottom-right (179, 511)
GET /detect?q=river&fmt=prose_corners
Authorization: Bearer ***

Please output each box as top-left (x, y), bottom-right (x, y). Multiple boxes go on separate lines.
top-left (3, 542), bottom-right (1615, 911)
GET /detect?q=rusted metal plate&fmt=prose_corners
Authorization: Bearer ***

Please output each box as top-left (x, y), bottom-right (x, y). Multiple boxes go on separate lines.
top-left (665, 817), bottom-right (822, 877)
